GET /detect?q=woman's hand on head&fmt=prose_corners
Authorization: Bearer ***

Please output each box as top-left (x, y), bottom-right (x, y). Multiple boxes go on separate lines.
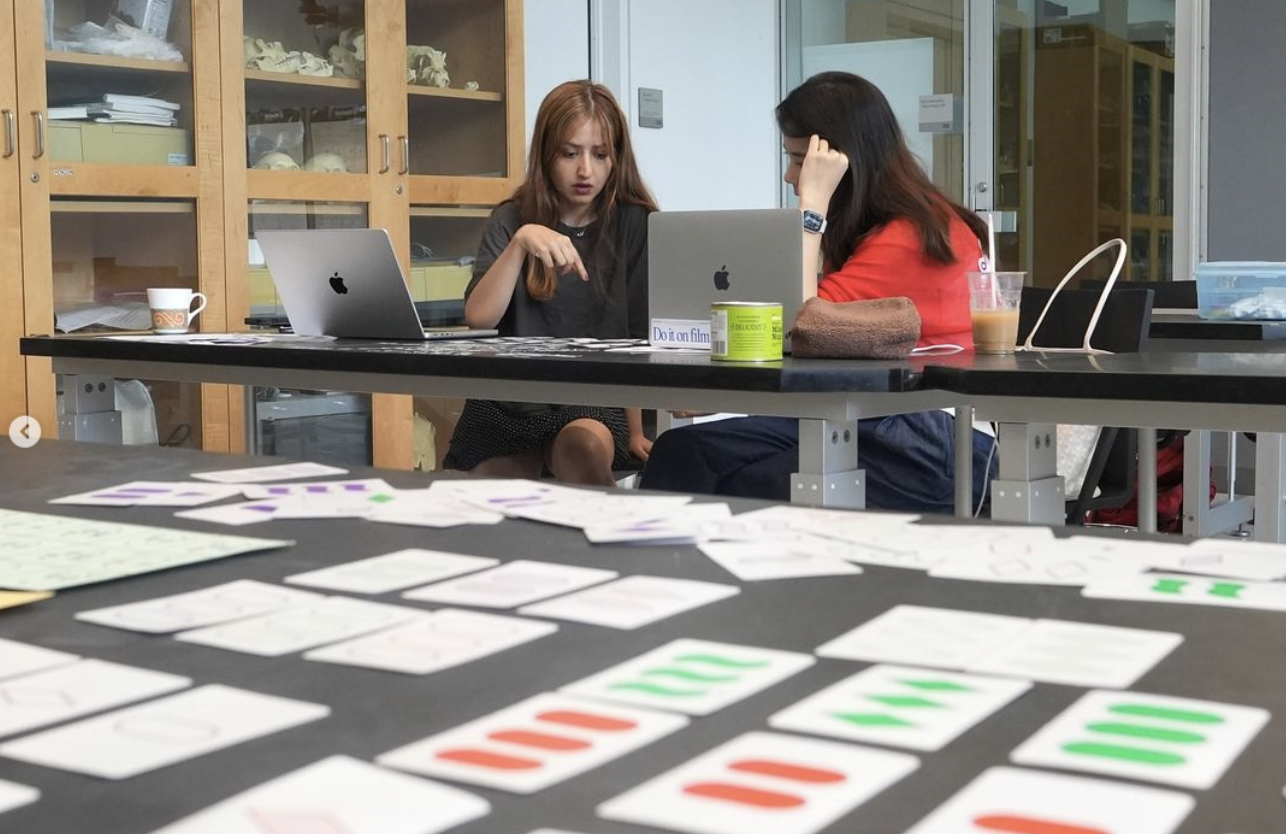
top-left (513, 224), bottom-right (589, 281)
top-left (797, 134), bottom-right (849, 214)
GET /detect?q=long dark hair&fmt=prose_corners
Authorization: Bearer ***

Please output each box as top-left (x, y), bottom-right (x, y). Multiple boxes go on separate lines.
top-left (513, 80), bottom-right (658, 300)
top-left (776, 71), bottom-right (986, 272)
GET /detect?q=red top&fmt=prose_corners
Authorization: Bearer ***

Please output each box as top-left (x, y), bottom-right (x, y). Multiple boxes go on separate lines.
top-left (817, 215), bottom-right (982, 349)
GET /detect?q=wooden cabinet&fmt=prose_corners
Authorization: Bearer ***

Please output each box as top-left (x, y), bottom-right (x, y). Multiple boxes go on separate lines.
top-left (1032, 23), bottom-right (1173, 287)
top-left (1, 0), bottom-right (524, 466)
top-left (6, 0), bottom-right (230, 449)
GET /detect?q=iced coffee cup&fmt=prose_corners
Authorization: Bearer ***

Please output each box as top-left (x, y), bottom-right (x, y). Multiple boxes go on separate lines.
top-left (967, 271), bottom-right (1024, 354)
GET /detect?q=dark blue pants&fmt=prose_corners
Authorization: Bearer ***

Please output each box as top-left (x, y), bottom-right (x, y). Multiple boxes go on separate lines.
top-left (639, 412), bottom-right (997, 514)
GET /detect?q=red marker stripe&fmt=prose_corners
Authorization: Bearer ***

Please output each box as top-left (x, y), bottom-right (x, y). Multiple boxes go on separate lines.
top-left (974, 815), bottom-right (1110, 834)
top-left (684, 781), bottom-right (806, 808)
top-left (535, 710), bottom-right (637, 732)
top-left (728, 759), bottom-right (846, 784)
top-left (435, 748), bottom-right (542, 770)
top-left (488, 730), bottom-right (590, 751)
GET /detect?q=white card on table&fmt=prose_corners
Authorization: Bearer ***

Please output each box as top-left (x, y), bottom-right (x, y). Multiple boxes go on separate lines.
top-left (928, 543), bottom-right (1145, 587)
top-left (768, 664), bottom-right (1031, 751)
top-left (0, 779), bottom-right (38, 816)
top-left (560, 638), bottom-right (814, 716)
top-left (0, 637), bottom-right (77, 680)
top-left (175, 597), bottom-right (422, 656)
top-left (0, 659), bottom-right (190, 738)
top-left (285, 549), bottom-right (499, 594)
top-left (377, 692), bottom-right (687, 794)
top-left (190, 462), bottom-right (347, 483)
top-left (366, 490), bottom-right (506, 529)
top-left (173, 500), bottom-right (285, 526)
top-left (967, 619), bottom-right (1183, 689)
top-left (143, 755), bottom-right (488, 834)
top-left (519, 575), bottom-right (740, 630)
top-left (0, 684), bottom-right (329, 780)
top-left (50, 481), bottom-right (244, 508)
top-left (583, 502), bottom-right (733, 546)
top-left (1011, 689), bottom-right (1269, 789)
top-left (815, 605), bottom-right (1031, 669)
top-left (597, 730), bottom-right (919, 834)
top-left (403, 560), bottom-right (617, 608)
top-left (76, 579), bottom-right (322, 633)
top-left (1169, 538), bottom-right (1286, 581)
top-left (698, 541), bottom-right (862, 581)
top-left (1082, 572), bottom-right (1286, 611)
top-left (305, 609), bottom-right (557, 675)
top-left (240, 478), bottom-right (393, 500)
top-left (902, 766), bottom-right (1194, 834)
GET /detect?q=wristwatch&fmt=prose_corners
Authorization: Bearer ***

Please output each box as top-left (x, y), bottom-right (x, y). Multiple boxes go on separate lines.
top-left (801, 209), bottom-right (827, 235)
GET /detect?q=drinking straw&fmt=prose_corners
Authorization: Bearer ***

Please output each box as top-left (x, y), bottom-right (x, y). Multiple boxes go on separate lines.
top-left (984, 212), bottom-right (999, 307)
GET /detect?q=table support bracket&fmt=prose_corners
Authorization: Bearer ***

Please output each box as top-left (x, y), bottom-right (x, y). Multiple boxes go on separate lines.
top-left (793, 418), bottom-right (864, 509)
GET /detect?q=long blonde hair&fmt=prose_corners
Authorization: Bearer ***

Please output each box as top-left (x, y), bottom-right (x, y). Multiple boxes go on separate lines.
top-left (514, 80), bottom-right (657, 301)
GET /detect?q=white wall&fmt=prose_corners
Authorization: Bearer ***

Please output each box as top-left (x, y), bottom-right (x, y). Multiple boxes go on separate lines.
top-left (594, 0), bottom-right (781, 211)
top-left (524, 0), bottom-right (592, 156)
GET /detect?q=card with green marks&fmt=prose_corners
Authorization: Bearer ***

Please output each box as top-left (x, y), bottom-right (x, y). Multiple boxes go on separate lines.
top-left (768, 664), bottom-right (1031, 751)
top-left (559, 638), bottom-right (814, 716)
top-left (1011, 689), bottom-right (1269, 789)
top-left (1082, 572), bottom-right (1286, 611)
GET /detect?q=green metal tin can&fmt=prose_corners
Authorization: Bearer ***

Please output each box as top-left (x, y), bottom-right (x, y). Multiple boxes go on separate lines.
top-left (710, 302), bottom-right (783, 362)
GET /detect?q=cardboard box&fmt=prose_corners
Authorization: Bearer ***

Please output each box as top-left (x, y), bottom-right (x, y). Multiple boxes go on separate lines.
top-left (49, 121), bottom-right (190, 165)
top-left (411, 262), bottom-right (472, 302)
top-left (248, 266), bottom-right (280, 312)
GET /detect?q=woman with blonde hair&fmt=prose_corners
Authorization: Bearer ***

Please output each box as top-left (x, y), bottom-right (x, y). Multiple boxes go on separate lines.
top-left (444, 80), bottom-right (658, 484)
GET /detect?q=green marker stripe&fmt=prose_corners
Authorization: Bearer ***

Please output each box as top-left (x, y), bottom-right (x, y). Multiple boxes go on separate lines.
top-left (640, 669), bottom-right (739, 684)
top-left (1109, 704), bottom-right (1225, 724)
top-left (896, 679), bottom-right (972, 693)
top-left (1151, 579), bottom-right (1188, 594)
top-left (866, 695), bottom-right (944, 709)
top-left (1209, 583), bottom-right (1246, 598)
top-left (831, 712), bottom-right (916, 728)
top-left (1087, 722), bottom-right (1206, 744)
top-left (1062, 742), bottom-right (1186, 765)
top-left (607, 682), bottom-right (705, 697)
top-left (672, 654), bottom-right (770, 669)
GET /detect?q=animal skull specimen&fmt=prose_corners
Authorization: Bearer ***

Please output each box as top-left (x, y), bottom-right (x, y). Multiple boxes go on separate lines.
top-left (253, 151), bottom-right (300, 171)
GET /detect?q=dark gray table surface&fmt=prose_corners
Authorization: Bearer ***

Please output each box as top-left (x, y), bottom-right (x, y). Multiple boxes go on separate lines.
top-left (0, 441), bottom-right (1283, 834)
top-left (19, 334), bottom-right (925, 396)
top-left (922, 347), bottom-right (1286, 405)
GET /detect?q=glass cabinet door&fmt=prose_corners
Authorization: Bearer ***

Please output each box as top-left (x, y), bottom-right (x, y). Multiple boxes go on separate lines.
top-left (241, 2), bottom-right (370, 177)
top-left (14, 0), bottom-right (227, 445)
top-left (40, 0), bottom-right (196, 168)
top-left (404, 0), bottom-right (520, 205)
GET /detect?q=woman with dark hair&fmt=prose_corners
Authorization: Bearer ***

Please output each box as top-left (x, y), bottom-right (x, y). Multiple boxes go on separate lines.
top-left (444, 80), bottom-right (658, 485)
top-left (640, 71), bottom-right (997, 512)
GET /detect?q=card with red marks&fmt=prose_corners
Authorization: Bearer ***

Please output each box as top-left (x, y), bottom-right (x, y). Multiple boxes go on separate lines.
top-left (597, 731), bottom-right (918, 834)
top-left (901, 766), bottom-right (1193, 834)
top-left (376, 693), bottom-right (687, 794)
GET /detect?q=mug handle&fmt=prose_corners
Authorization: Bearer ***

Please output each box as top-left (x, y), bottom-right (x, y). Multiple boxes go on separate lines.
top-left (188, 292), bottom-right (208, 323)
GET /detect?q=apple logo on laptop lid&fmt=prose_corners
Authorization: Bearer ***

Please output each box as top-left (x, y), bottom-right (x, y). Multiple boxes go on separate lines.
top-left (328, 271), bottom-right (349, 294)
top-left (712, 264), bottom-right (730, 291)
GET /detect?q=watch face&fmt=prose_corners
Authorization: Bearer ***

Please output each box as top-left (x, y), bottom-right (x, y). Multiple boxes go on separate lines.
top-left (802, 210), bottom-right (826, 234)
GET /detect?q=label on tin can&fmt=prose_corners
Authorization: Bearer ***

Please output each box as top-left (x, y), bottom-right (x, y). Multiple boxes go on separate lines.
top-left (710, 302), bottom-right (783, 362)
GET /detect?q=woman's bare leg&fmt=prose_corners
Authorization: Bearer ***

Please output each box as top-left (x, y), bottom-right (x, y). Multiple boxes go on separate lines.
top-left (470, 447), bottom-right (544, 479)
top-left (547, 419), bottom-right (617, 486)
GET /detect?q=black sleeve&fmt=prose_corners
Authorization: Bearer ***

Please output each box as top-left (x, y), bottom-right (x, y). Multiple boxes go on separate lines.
top-left (464, 201), bottom-right (522, 302)
top-left (623, 205), bottom-right (652, 339)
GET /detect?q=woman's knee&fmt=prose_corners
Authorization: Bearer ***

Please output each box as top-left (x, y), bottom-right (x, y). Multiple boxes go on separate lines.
top-left (548, 419), bottom-right (616, 483)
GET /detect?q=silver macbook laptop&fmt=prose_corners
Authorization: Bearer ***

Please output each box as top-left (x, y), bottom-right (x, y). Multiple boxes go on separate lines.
top-left (648, 209), bottom-right (808, 349)
top-left (255, 228), bottom-right (497, 340)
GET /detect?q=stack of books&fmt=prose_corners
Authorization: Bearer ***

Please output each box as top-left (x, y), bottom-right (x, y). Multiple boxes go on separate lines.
top-left (49, 93), bottom-right (179, 127)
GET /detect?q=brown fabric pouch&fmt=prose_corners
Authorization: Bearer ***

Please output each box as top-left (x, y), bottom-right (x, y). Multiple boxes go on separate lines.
top-left (788, 296), bottom-right (922, 359)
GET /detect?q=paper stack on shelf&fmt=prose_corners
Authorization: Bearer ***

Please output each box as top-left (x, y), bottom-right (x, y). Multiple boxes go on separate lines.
top-left (55, 94), bottom-right (180, 126)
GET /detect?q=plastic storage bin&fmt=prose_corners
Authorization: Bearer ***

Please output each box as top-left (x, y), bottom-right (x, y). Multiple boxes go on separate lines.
top-left (1195, 262), bottom-right (1286, 320)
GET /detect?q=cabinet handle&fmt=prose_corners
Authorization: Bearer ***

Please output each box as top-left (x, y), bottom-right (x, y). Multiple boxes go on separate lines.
top-left (31, 111), bottom-right (45, 159)
top-left (2, 110), bottom-right (14, 158)
top-left (398, 135), bottom-right (409, 175)
top-left (378, 134), bottom-right (391, 174)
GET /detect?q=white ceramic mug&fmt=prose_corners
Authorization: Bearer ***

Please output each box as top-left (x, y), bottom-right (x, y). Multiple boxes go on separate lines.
top-left (147, 288), bottom-right (207, 334)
